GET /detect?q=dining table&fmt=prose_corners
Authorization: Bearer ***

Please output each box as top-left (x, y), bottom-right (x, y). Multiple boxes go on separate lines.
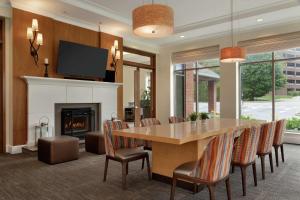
top-left (112, 118), bottom-right (263, 188)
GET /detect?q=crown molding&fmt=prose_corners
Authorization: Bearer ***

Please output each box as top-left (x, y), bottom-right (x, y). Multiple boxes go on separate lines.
top-left (175, 0), bottom-right (300, 33)
top-left (60, 0), bottom-right (131, 25)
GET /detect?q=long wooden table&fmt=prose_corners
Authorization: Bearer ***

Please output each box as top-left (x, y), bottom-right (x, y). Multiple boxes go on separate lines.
top-left (113, 118), bottom-right (262, 179)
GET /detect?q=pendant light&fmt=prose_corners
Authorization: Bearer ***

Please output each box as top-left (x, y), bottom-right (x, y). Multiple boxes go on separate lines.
top-left (132, 0), bottom-right (174, 38)
top-left (220, 0), bottom-right (246, 63)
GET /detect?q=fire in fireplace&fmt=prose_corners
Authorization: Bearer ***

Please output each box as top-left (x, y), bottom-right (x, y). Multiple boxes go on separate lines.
top-left (61, 108), bottom-right (95, 139)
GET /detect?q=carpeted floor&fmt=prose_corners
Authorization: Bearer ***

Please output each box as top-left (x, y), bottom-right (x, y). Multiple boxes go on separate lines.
top-left (0, 144), bottom-right (299, 200)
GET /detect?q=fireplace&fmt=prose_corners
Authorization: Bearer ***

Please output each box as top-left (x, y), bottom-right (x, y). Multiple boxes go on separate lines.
top-left (61, 108), bottom-right (95, 139)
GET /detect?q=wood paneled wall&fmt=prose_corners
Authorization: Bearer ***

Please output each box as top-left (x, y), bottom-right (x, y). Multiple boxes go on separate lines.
top-left (12, 8), bottom-right (123, 145)
top-left (0, 18), bottom-right (4, 152)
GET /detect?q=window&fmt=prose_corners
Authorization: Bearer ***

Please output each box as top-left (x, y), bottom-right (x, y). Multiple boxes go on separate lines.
top-left (174, 58), bottom-right (220, 118)
top-left (287, 71), bottom-right (295, 75)
top-left (240, 47), bottom-right (300, 133)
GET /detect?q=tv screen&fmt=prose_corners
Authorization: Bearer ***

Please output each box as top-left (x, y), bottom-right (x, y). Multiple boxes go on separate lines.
top-left (57, 40), bottom-right (108, 78)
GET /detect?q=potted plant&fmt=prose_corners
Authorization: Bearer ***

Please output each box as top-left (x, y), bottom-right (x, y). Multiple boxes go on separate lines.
top-left (188, 112), bottom-right (198, 122)
top-left (199, 112), bottom-right (210, 120)
top-left (140, 88), bottom-right (151, 118)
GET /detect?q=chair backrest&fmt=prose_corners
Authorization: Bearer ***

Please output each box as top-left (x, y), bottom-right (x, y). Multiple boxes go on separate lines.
top-left (103, 120), bottom-right (135, 157)
top-left (257, 121), bottom-right (276, 154)
top-left (169, 116), bottom-right (185, 124)
top-left (141, 118), bottom-right (161, 127)
top-left (232, 126), bottom-right (261, 165)
top-left (196, 131), bottom-right (235, 182)
top-left (273, 119), bottom-right (287, 146)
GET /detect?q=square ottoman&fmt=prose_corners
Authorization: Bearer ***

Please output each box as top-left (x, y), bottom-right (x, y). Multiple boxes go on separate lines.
top-left (85, 131), bottom-right (105, 155)
top-left (38, 136), bottom-right (79, 164)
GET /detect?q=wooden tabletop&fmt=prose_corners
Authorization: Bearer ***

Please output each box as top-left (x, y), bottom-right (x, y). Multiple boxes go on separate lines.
top-left (112, 118), bottom-right (263, 145)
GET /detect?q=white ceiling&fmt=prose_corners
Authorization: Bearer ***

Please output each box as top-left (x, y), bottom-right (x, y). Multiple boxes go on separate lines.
top-left (9, 0), bottom-right (300, 47)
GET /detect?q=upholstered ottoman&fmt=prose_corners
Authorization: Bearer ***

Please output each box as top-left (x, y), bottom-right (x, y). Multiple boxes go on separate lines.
top-left (85, 131), bottom-right (105, 155)
top-left (38, 136), bottom-right (79, 164)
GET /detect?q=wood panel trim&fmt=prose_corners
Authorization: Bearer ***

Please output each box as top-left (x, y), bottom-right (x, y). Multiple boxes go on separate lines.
top-left (123, 46), bottom-right (155, 57)
top-left (123, 60), bottom-right (153, 69)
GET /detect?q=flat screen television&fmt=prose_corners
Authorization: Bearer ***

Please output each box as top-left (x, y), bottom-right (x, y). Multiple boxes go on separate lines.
top-left (57, 40), bottom-right (108, 79)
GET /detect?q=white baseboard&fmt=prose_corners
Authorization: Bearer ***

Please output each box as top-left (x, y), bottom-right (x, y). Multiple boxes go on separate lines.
top-left (6, 144), bottom-right (26, 154)
top-left (284, 132), bottom-right (300, 144)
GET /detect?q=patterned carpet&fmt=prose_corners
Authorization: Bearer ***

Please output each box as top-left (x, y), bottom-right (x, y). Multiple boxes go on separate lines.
top-left (0, 144), bottom-right (299, 200)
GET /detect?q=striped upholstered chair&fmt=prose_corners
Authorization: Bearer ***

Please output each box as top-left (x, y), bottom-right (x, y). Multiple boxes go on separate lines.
top-left (170, 131), bottom-right (235, 200)
top-left (257, 121), bottom-right (276, 179)
top-left (103, 120), bottom-right (151, 189)
top-left (168, 116), bottom-right (185, 124)
top-left (140, 118), bottom-right (161, 150)
top-left (273, 119), bottom-right (287, 167)
top-left (232, 126), bottom-right (261, 196)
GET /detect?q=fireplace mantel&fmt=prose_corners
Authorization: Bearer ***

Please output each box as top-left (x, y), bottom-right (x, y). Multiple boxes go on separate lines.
top-left (22, 76), bottom-right (122, 88)
top-left (22, 75), bottom-right (122, 148)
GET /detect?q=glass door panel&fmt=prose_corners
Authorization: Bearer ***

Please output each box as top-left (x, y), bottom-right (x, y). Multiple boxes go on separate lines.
top-left (240, 61), bottom-right (273, 121)
top-left (275, 59), bottom-right (300, 133)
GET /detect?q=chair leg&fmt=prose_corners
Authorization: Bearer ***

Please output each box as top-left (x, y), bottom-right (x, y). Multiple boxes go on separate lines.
top-left (126, 163), bottom-right (129, 175)
top-left (170, 175), bottom-right (177, 200)
top-left (274, 146), bottom-right (279, 167)
top-left (231, 165), bottom-right (235, 173)
top-left (103, 157), bottom-right (109, 182)
top-left (252, 162), bottom-right (257, 186)
top-left (280, 144), bottom-right (285, 163)
top-left (146, 155), bottom-right (152, 180)
top-left (141, 157), bottom-right (145, 170)
top-left (225, 177), bottom-right (232, 200)
top-left (208, 185), bottom-right (216, 200)
top-left (260, 155), bottom-right (265, 180)
top-left (269, 153), bottom-right (274, 173)
top-left (241, 166), bottom-right (247, 196)
top-left (122, 162), bottom-right (127, 190)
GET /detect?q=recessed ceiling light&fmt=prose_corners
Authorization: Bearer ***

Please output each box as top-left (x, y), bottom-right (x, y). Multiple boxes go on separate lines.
top-left (180, 35), bottom-right (185, 38)
top-left (257, 18), bottom-right (263, 22)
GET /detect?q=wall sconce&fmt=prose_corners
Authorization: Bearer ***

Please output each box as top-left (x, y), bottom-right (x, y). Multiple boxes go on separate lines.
top-left (27, 19), bottom-right (43, 65)
top-left (110, 40), bottom-right (120, 70)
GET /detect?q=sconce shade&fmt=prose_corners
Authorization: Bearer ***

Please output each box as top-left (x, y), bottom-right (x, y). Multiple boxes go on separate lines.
top-left (32, 19), bottom-right (38, 31)
top-left (220, 46), bottom-right (246, 63)
top-left (132, 4), bottom-right (174, 38)
top-left (27, 27), bottom-right (33, 39)
top-left (114, 40), bottom-right (119, 49)
top-left (116, 50), bottom-right (120, 60)
top-left (36, 33), bottom-right (43, 45)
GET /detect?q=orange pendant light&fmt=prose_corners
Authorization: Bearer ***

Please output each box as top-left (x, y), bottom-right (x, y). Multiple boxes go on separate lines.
top-left (132, 1), bottom-right (174, 38)
top-left (220, 0), bottom-right (246, 63)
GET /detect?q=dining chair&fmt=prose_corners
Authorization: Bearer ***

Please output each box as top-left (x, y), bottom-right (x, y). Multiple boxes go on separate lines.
top-left (140, 118), bottom-right (161, 150)
top-left (103, 120), bottom-right (151, 189)
top-left (257, 121), bottom-right (276, 180)
top-left (170, 131), bottom-right (235, 200)
top-left (232, 126), bottom-right (260, 196)
top-left (168, 116), bottom-right (185, 124)
top-left (273, 119), bottom-right (287, 167)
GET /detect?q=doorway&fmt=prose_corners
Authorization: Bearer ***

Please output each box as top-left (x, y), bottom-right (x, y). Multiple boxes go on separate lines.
top-left (122, 47), bottom-right (156, 127)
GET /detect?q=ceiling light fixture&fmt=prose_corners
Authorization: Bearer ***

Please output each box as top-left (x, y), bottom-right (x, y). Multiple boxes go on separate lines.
top-left (220, 0), bottom-right (246, 63)
top-left (132, 0), bottom-right (174, 38)
top-left (180, 35), bottom-right (185, 38)
top-left (257, 18), bottom-right (263, 22)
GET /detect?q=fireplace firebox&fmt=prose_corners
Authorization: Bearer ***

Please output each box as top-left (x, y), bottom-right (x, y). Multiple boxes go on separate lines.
top-left (61, 108), bottom-right (95, 139)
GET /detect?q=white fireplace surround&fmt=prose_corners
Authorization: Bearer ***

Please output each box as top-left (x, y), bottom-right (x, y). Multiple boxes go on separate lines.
top-left (22, 76), bottom-right (122, 148)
